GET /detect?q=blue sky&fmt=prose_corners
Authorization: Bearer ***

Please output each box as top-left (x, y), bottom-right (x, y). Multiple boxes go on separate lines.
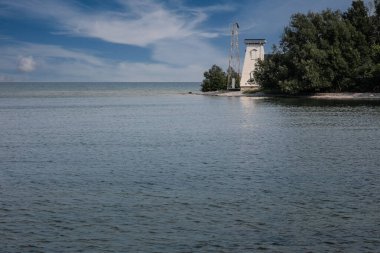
top-left (0, 0), bottom-right (365, 82)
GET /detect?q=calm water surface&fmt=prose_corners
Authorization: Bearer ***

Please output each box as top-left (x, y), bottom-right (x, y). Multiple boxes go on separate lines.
top-left (1, 83), bottom-right (380, 252)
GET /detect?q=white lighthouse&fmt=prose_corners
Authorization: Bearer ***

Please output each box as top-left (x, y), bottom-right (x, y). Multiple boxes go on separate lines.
top-left (240, 39), bottom-right (266, 91)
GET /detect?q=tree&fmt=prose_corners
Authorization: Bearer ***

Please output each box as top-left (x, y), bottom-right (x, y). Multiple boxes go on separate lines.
top-left (344, 0), bottom-right (372, 42)
top-left (227, 66), bottom-right (241, 89)
top-left (254, 46), bottom-right (289, 93)
top-left (254, 0), bottom-right (380, 94)
top-left (369, 0), bottom-right (380, 91)
top-left (201, 65), bottom-right (227, 92)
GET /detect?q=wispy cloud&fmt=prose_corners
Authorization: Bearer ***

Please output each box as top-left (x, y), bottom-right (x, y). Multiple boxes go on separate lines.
top-left (0, 0), bottom-right (229, 46)
top-left (0, 34), bottom-right (12, 40)
top-left (0, 0), bottom-right (232, 81)
top-left (2, 0), bottom-right (354, 82)
top-left (153, 37), bottom-right (226, 66)
top-left (0, 42), bottom-right (208, 81)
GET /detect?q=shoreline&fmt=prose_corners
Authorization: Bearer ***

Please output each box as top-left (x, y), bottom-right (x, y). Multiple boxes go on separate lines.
top-left (194, 91), bottom-right (380, 100)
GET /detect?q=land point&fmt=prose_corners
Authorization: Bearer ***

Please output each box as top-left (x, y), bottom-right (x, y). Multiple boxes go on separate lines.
top-left (196, 90), bottom-right (380, 100)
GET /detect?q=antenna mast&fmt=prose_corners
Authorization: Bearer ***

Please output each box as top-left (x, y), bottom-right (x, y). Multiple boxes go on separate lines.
top-left (227, 22), bottom-right (240, 90)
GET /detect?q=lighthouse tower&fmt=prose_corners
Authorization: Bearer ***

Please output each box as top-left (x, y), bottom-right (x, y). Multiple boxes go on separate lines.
top-left (240, 39), bottom-right (266, 91)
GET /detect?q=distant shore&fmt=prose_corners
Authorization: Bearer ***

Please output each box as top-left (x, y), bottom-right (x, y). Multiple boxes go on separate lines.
top-left (194, 91), bottom-right (380, 100)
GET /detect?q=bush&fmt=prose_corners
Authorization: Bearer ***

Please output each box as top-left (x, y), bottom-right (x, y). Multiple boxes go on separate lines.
top-left (201, 65), bottom-right (227, 92)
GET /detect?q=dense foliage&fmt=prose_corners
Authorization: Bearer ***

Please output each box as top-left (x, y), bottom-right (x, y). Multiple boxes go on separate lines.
top-left (201, 65), bottom-right (227, 92)
top-left (201, 65), bottom-right (241, 91)
top-left (255, 0), bottom-right (380, 94)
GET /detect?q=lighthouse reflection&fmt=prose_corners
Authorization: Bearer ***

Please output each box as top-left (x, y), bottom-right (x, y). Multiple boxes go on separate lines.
top-left (239, 97), bottom-right (258, 129)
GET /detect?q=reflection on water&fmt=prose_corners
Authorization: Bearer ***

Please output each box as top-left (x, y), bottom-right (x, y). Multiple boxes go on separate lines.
top-left (1, 83), bottom-right (380, 252)
top-left (271, 97), bottom-right (380, 107)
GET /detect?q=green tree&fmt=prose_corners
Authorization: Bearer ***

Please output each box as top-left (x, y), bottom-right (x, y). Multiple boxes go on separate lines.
top-left (227, 66), bottom-right (241, 89)
top-left (201, 65), bottom-right (227, 92)
top-left (254, 46), bottom-right (289, 93)
top-left (369, 0), bottom-right (380, 91)
top-left (344, 0), bottom-right (372, 41)
top-left (255, 0), bottom-right (380, 94)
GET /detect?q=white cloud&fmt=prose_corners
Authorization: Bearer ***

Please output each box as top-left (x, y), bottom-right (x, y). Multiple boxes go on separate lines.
top-left (0, 0), bottom-right (228, 47)
top-left (153, 38), bottom-right (226, 67)
top-left (17, 44), bottom-right (102, 65)
top-left (0, 42), bottom-right (210, 81)
top-left (18, 56), bottom-right (37, 72)
top-left (0, 0), bottom-right (233, 81)
top-left (1, 0), bottom-right (358, 82)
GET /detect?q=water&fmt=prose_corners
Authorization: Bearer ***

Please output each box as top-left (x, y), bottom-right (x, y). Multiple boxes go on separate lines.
top-left (1, 82), bottom-right (380, 252)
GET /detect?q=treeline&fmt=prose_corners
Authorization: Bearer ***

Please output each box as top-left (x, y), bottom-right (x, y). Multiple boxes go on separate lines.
top-left (255, 0), bottom-right (380, 94)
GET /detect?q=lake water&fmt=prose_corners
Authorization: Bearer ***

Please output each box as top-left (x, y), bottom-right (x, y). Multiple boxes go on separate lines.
top-left (1, 82), bottom-right (380, 252)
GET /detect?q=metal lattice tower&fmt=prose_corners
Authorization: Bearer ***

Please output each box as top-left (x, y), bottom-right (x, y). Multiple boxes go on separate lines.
top-left (227, 22), bottom-right (240, 90)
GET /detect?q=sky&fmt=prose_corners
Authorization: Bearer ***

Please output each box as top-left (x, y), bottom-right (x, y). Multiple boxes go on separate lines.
top-left (0, 0), bottom-right (367, 82)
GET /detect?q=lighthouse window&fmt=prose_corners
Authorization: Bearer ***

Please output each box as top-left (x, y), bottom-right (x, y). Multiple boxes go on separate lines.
top-left (250, 49), bottom-right (258, 60)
